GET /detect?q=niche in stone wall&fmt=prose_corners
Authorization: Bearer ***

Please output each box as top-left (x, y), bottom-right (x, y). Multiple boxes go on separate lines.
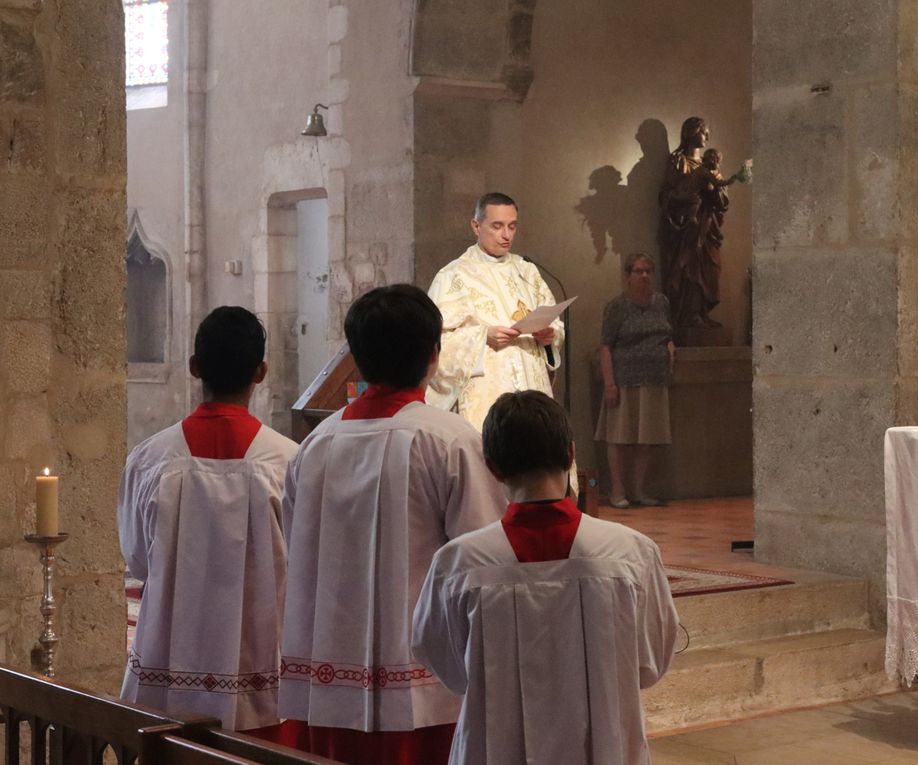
top-left (262, 188), bottom-right (329, 433)
top-left (126, 211), bottom-right (171, 380)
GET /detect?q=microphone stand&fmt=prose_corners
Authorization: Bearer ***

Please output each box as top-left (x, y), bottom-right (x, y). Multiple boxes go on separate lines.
top-left (522, 256), bottom-right (571, 414)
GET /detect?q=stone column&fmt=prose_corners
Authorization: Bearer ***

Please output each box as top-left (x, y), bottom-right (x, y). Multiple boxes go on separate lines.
top-left (184, 0), bottom-right (208, 409)
top-left (0, 0), bottom-right (127, 690)
top-left (752, 0), bottom-right (915, 623)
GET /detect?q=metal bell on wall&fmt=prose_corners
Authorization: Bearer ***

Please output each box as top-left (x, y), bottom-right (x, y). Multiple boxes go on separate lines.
top-left (301, 103), bottom-right (329, 137)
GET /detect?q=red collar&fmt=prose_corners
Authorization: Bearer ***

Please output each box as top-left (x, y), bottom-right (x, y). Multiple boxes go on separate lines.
top-left (191, 402), bottom-right (252, 418)
top-left (501, 497), bottom-right (582, 563)
top-left (342, 384), bottom-right (426, 420)
top-left (503, 496), bottom-right (582, 527)
top-left (182, 403), bottom-right (261, 459)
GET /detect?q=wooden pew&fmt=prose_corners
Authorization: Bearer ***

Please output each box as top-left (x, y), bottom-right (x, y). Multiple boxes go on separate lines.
top-left (180, 730), bottom-right (341, 765)
top-left (143, 731), bottom-right (340, 765)
top-left (0, 665), bottom-right (342, 765)
top-left (0, 664), bottom-right (200, 764)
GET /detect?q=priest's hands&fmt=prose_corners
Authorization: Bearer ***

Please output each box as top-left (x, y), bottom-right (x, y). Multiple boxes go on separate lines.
top-left (532, 327), bottom-right (555, 346)
top-left (487, 325), bottom-right (520, 351)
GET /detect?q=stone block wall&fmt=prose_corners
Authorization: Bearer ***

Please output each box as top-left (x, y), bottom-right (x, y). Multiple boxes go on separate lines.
top-left (414, 90), bottom-right (499, 291)
top-left (752, 0), bottom-right (910, 624)
top-left (338, 0), bottom-right (416, 316)
top-left (0, 0), bottom-right (127, 691)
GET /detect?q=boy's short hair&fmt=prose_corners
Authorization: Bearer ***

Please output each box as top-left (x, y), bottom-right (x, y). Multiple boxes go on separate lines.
top-left (194, 306), bottom-right (266, 396)
top-left (344, 284), bottom-right (443, 389)
top-left (482, 391), bottom-right (574, 479)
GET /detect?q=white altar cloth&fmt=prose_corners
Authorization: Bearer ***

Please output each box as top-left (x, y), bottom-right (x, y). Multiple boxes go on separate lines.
top-left (884, 426), bottom-right (918, 685)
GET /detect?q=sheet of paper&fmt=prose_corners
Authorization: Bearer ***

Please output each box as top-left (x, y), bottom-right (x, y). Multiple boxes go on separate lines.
top-left (511, 296), bottom-right (578, 334)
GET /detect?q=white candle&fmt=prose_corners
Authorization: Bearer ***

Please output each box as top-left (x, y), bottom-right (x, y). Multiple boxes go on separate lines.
top-left (36, 468), bottom-right (59, 537)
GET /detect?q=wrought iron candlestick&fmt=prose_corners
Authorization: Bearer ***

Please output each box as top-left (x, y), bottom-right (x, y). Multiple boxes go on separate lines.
top-left (24, 533), bottom-right (69, 677)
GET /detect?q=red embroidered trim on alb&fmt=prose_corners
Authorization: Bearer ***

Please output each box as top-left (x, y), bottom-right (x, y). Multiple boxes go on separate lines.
top-left (127, 651), bottom-right (277, 695)
top-left (280, 656), bottom-right (438, 690)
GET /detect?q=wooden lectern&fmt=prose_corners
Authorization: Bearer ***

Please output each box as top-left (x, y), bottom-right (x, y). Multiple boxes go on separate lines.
top-left (291, 344), bottom-right (598, 516)
top-left (291, 344), bottom-right (360, 442)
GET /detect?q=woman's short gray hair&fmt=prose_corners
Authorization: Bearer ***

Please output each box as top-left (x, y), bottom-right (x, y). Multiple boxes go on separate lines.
top-left (623, 252), bottom-right (654, 274)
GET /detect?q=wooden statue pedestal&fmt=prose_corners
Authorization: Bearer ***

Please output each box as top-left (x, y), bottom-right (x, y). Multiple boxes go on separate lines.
top-left (649, 345), bottom-right (752, 499)
top-left (674, 325), bottom-right (732, 348)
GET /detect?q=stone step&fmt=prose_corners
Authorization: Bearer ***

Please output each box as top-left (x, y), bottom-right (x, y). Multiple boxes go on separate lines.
top-left (673, 572), bottom-right (869, 650)
top-left (643, 628), bottom-right (897, 732)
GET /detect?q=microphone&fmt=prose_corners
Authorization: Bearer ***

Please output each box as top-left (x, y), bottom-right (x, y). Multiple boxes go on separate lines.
top-left (520, 255), bottom-right (571, 412)
top-left (522, 256), bottom-right (567, 300)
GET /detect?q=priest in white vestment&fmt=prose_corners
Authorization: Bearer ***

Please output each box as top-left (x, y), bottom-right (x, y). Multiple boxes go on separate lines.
top-left (427, 192), bottom-right (565, 433)
top-left (119, 307), bottom-right (298, 731)
top-left (413, 391), bottom-right (678, 765)
top-left (275, 285), bottom-right (505, 765)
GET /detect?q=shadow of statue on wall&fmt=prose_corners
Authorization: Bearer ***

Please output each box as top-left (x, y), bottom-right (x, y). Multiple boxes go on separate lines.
top-left (575, 165), bottom-right (628, 264)
top-left (575, 118), bottom-right (670, 268)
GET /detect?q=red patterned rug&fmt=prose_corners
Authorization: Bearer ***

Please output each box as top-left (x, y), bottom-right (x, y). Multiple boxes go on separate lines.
top-left (666, 565), bottom-right (792, 598)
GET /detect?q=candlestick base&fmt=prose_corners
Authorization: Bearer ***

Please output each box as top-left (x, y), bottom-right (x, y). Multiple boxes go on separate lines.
top-left (24, 533), bottom-right (69, 678)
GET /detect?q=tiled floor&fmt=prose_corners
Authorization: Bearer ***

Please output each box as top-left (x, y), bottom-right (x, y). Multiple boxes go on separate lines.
top-left (597, 495), bottom-right (807, 578)
top-left (649, 691), bottom-right (918, 764)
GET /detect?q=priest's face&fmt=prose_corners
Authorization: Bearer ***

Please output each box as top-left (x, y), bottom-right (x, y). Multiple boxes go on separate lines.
top-left (472, 204), bottom-right (518, 258)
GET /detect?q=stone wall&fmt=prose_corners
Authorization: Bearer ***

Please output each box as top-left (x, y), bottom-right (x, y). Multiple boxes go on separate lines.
top-left (752, 0), bottom-right (912, 623)
top-left (0, 0), bottom-right (127, 691)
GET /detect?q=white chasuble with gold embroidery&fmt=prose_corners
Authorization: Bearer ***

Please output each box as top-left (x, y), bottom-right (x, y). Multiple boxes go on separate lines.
top-left (427, 245), bottom-right (564, 432)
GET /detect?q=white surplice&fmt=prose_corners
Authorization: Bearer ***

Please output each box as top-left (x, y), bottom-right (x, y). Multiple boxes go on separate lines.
top-left (118, 422), bottom-right (298, 730)
top-left (412, 514), bottom-right (678, 765)
top-left (278, 401), bottom-right (506, 732)
top-left (427, 244), bottom-right (564, 432)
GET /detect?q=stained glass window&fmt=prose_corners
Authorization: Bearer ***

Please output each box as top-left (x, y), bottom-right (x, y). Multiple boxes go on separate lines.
top-left (124, 0), bottom-right (169, 87)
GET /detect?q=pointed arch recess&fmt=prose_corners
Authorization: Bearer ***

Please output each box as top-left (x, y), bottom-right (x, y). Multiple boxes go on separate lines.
top-left (126, 210), bottom-right (173, 381)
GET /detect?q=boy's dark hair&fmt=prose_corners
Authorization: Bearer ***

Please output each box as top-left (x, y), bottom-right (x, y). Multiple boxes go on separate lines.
top-left (194, 306), bottom-right (266, 396)
top-left (474, 192), bottom-right (518, 222)
top-left (482, 391), bottom-right (574, 479)
top-left (344, 284), bottom-right (443, 389)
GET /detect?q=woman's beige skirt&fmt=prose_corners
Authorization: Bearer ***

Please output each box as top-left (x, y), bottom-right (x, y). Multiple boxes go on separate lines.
top-left (594, 384), bottom-right (671, 445)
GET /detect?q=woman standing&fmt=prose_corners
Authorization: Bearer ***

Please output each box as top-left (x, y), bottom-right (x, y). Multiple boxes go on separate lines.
top-left (595, 253), bottom-right (675, 508)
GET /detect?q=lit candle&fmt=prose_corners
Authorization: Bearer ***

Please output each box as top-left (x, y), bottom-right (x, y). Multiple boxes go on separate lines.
top-left (36, 467), bottom-right (59, 537)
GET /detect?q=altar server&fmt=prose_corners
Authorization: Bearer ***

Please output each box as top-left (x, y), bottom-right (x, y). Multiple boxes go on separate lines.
top-left (118, 306), bottom-right (297, 730)
top-left (413, 390), bottom-right (678, 765)
top-left (277, 284), bottom-right (505, 765)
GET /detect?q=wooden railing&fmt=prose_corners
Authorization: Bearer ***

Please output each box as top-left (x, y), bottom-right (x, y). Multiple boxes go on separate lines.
top-left (0, 665), bottom-right (342, 765)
